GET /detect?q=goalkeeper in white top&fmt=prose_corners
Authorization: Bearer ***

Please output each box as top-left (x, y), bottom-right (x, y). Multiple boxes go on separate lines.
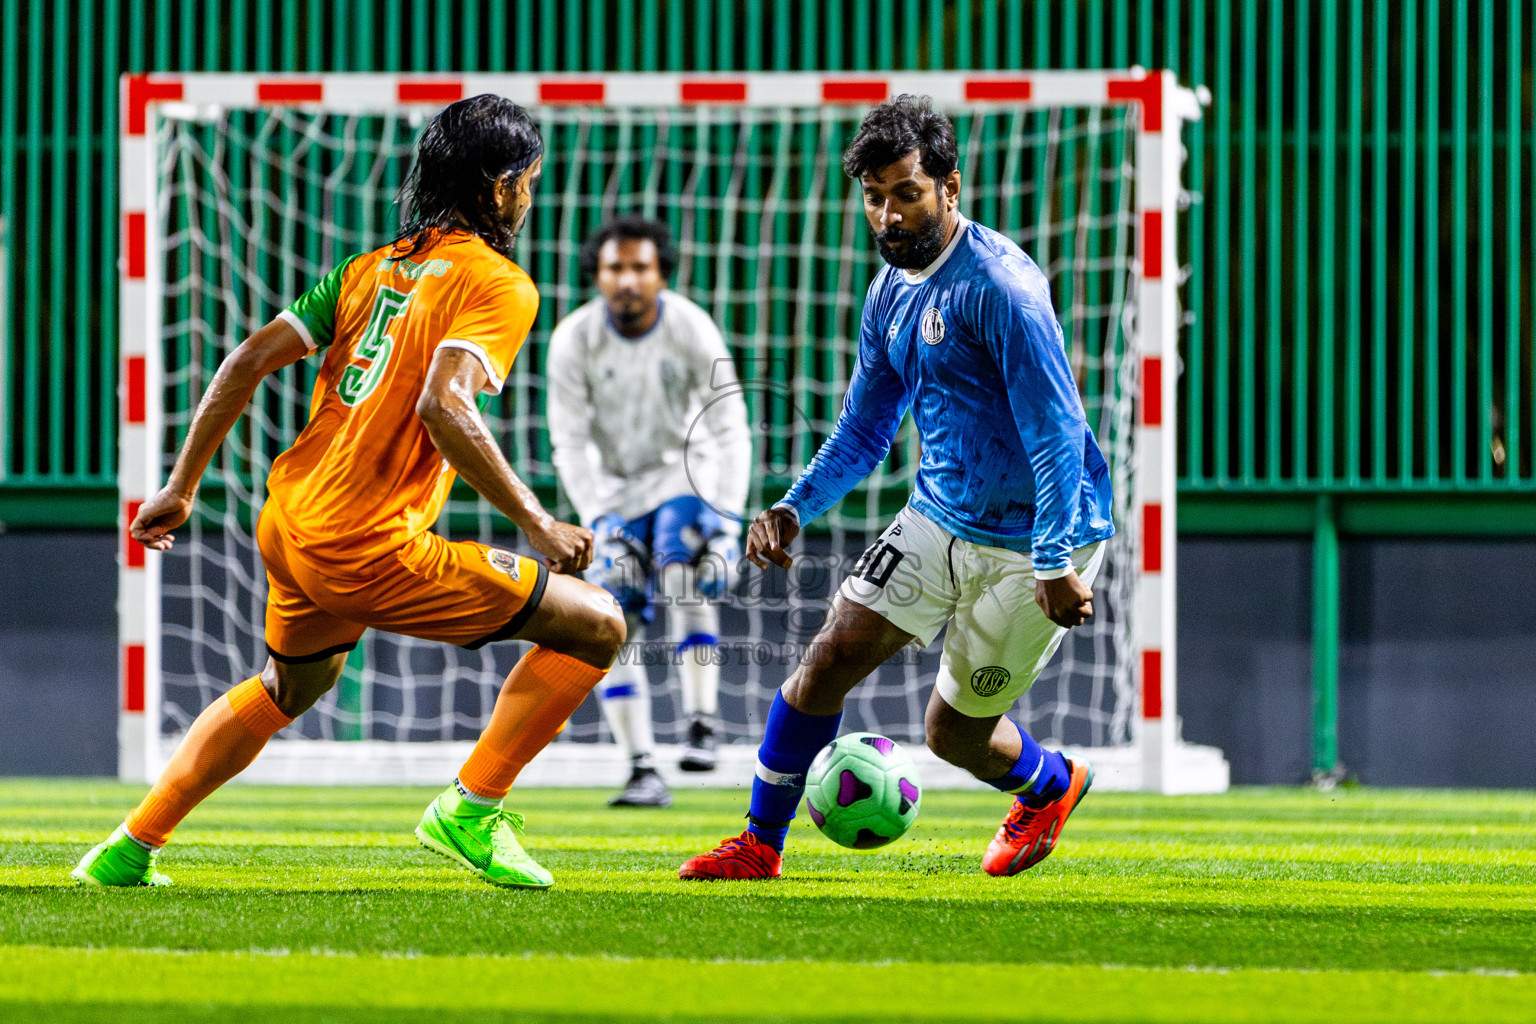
top-left (547, 217), bottom-right (751, 806)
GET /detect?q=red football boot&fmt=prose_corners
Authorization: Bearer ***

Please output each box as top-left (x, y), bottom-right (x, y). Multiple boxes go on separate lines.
top-left (982, 756), bottom-right (1094, 877)
top-left (678, 830), bottom-right (783, 881)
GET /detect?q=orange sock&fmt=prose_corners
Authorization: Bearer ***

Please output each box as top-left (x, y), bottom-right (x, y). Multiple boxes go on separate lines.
top-left (124, 676), bottom-right (292, 847)
top-left (457, 647), bottom-right (606, 800)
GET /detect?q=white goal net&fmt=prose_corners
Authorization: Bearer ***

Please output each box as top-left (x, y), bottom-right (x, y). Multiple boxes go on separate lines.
top-left (127, 73), bottom-right (1221, 791)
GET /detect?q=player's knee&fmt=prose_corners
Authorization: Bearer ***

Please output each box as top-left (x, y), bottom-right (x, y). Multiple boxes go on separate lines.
top-left (566, 590), bottom-right (626, 668)
top-left (261, 655), bottom-right (343, 719)
top-left (591, 597), bottom-right (628, 660)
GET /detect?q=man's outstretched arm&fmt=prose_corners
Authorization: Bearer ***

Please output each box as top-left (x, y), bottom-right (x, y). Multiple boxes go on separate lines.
top-left (130, 319), bottom-right (310, 551)
top-left (418, 347), bottom-right (594, 575)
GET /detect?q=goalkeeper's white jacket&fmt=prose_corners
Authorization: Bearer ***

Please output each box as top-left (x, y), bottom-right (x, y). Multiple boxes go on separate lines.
top-left (546, 290), bottom-right (752, 527)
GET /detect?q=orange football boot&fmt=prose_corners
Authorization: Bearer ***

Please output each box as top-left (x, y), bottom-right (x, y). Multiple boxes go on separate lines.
top-left (678, 830), bottom-right (783, 881)
top-left (981, 756), bottom-right (1094, 877)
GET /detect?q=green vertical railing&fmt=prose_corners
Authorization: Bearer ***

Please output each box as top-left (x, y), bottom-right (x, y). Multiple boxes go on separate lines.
top-left (1311, 495), bottom-right (1340, 780)
top-left (1, 0), bottom-right (1532, 521)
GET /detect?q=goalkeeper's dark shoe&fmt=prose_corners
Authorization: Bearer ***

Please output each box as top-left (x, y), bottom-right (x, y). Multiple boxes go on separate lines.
top-left (678, 830), bottom-right (782, 881)
top-left (678, 714), bottom-right (718, 772)
top-left (981, 756), bottom-right (1094, 877)
top-left (608, 765), bottom-right (672, 807)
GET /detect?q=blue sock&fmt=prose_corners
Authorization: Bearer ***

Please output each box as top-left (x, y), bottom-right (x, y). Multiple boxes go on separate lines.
top-left (746, 690), bottom-right (842, 851)
top-left (981, 718), bottom-right (1071, 807)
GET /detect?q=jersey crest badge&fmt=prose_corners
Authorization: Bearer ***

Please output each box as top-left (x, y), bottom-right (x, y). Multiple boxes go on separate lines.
top-left (920, 306), bottom-right (946, 345)
top-left (970, 666), bottom-right (1011, 697)
top-left (486, 549), bottom-right (522, 581)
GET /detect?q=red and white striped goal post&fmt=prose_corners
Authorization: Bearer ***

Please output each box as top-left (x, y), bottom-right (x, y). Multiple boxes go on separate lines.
top-left (117, 69), bottom-right (1208, 791)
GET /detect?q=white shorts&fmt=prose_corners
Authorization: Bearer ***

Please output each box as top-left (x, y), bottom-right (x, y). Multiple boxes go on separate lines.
top-left (838, 504), bottom-right (1105, 718)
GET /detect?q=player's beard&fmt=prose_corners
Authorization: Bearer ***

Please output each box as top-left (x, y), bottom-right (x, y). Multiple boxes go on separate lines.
top-left (482, 205), bottom-right (531, 260)
top-left (607, 293), bottom-right (656, 335)
top-left (874, 208), bottom-right (948, 271)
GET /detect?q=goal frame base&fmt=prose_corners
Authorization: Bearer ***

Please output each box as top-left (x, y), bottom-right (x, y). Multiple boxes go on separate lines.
top-left (211, 739), bottom-right (1230, 794)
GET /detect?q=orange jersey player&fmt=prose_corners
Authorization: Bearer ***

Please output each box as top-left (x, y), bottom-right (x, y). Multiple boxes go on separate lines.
top-left (73, 95), bottom-right (625, 891)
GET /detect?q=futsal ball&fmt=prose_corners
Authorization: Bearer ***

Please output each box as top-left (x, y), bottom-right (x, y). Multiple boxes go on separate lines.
top-left (804, 732), bottom-right (922, 849)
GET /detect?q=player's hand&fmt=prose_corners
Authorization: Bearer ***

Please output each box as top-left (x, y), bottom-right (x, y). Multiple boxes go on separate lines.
top-left (129, 487), bottom-right (196, 552)
top-left (1035, 571), bottom-right (1094, 628)
top-left (527, 519), bottom-right (594, 575)
top-left (744, 506), bottom-right (799, 570)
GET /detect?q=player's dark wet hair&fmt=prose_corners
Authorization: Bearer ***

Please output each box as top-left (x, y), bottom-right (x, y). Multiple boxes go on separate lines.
top-left (393, 94), bottom-right (544, 260)
top-left (578, 216), bottom-right (679, 282)
top-left (842, 94), bottom-right (959, 183)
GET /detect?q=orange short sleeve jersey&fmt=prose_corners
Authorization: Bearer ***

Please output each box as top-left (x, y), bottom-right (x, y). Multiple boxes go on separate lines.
top-left (265, 231), bottom-right (539, 569)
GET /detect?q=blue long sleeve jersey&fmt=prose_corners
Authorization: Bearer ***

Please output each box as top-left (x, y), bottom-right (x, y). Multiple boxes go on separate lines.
top-left (779, 217), bottom-right (1114, 570)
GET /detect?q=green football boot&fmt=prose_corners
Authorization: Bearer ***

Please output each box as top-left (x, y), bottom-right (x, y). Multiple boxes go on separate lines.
top-left (415, 787), bottom-right (554, 890)
top-left (70, 825), bottom-right (173, 887)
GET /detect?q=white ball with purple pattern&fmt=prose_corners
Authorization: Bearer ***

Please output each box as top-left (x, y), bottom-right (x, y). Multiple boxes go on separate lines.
top-left (803, 732), bottom-right (922, 849)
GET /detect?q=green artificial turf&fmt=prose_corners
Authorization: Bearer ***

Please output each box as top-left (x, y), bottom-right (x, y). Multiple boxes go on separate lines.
top-left (3, 780), bottom-right (1534, 1022)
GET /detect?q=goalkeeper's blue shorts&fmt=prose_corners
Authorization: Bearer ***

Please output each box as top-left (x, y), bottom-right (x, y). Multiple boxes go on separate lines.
top-left (593, 494), bottom-right (716, 619)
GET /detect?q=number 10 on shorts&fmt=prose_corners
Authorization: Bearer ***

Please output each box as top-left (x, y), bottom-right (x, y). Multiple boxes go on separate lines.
top-left (855, 541), bottom-right (905, 588)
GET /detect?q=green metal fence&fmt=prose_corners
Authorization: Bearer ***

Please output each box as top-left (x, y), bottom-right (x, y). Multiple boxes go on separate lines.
top-left (2, 0), bottom-right (1533, 531)
top-left (1184, 0), bottom-right (1536, 539)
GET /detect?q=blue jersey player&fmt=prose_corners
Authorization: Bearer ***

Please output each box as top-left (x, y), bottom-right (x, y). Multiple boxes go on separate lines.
top-left (680, 96), bottom-right (1114, 880)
